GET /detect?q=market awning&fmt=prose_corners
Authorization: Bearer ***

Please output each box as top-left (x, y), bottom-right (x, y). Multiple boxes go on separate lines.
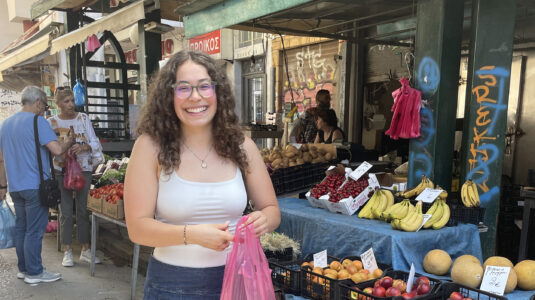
top-left (50, 1), bottom-right (145, 54)
top-left (32, 0), bottom-right (102, 20)
top-left (0, 34), bottom-right (52, 75)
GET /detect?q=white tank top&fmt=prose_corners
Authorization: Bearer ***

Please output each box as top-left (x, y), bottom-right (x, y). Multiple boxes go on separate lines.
top-left (153, 168), bottom-right (247, 268)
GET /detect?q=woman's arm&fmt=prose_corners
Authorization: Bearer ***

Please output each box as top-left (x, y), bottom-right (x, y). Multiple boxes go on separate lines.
top-left (242, 137), bottom-right (281, 237)
top-left (124, 134), bottom-right (234, 250)
top-left (332, 129), bottom-right (344, 142)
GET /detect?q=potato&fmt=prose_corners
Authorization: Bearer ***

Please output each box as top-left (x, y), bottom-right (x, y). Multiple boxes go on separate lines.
top-left (302, 153), bottom-right (312, 163)
top-left (273, 145), bottom-right (281, 151)
top-left (271, 158), bottom-right (282, 167)
top-left (282, 150), bottom-right (296, 158)
top-left (296, 158), bottom-right (305, 165)
top-left (269, 152), bottom-right (281, 162)
top-left (309, 145), bottom-right (317, 152)
top-left (310, 151), bottom-right (319, 159)
top-left (324, 153), bottom-right (333, 161)
top-left (301, 144), bottom-right (309, 152)
top-left (289, 161), bottom-right (297, 167)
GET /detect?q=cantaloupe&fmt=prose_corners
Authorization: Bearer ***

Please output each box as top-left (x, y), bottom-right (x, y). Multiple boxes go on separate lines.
top-left (482, 256), bottom-right (517, 293)
top-left (451, 256), bottom-right (483, 288)
top-left (514, 260), bottom-right (535, 290)
top-left (423, 249), bottom-right (452, 275)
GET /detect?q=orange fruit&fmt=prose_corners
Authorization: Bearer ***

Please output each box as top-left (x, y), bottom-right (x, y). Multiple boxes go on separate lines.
top-left (302, 262), bottom-right (310, 268)
top-left (309, 261), bottom-right (314, 268)
top-left (313, 267), bottom-right (324, 275)
top-left (352, 260), bottom-right (363, 270)
top-left (338, 269), bottom-right (351, 280)
top-left (359, 269), bottom-right (370, 275)
top-left (346, 265), bottom-right (358, 275)
top-left (330, 261), bottom-right (342, 271)
top-left (373, 268), bottom-right (383, 278)
top-left (342, 259), bottom-right (353, 269)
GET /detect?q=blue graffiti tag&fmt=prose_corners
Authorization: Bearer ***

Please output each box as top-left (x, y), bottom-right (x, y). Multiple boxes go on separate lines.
top-left (413, 106), bottom-right (435, 148)
top-left (479, 186), bottom-right (500, 206)
top-left (474, 67), bottom-right (509, 135)
top-left (409, 151), bottom-right (432, 179)
top-left (417, 57), bottom-right (440, 94)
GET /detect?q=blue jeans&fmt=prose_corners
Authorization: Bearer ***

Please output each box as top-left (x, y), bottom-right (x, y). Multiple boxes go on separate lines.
top-left (10, 189), bottom-right (49, 276)
top-left (144, 256), bottom-right (225, 300)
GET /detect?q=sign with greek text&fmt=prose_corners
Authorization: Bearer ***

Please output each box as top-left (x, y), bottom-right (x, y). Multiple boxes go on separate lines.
top-left (480, 266), bottom-right (510, 296)
top-left (360, 248), bottom-right (378, 272)
top-left (313, 250), bottom-right (328, 268)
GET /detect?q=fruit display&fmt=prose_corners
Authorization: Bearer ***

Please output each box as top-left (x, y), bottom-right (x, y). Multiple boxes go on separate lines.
top-left (398, 175), bottom-right (434, 198)
top-left (423, 249), bottom-right (452, 276)
top-left (346, 274), bottom-right (436, 300)
top-left (391, 201), bottom-right (424, 232)
top-left (460, 179), bottom-right (481, 207)
top-left (301, 259), bottom-right (384, 284)
top-left (261, 144), bottom-right (335, 170)
top-left (514, 260), bottom-right (535, 290)
top-left (422, 199), bottom-right (451, 230)
top-left (358, 189), bottom-right (394, 219)
top-left (329, 177), bottom-right (370, 203)
top-left (451, 255), bottom-right (483, 289)
top-left (90, 183), bottom-right (124, 204)
top-left (482, 256), bottom-right (517, 293)
top-left (446, 291), bottom-right (473, 300)
top-left (310, 173), bottom-right (346, 199)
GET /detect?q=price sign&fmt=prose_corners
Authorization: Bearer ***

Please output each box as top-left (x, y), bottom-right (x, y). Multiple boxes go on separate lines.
top-left (313, 250), bottom-right (328, 268)
top-left (360, 248), bottom-right (378, 272)
top-left (407, 263), bottom-right (416, 293)
top-left (480, 266), bottom-right (511, 296)
top-left (327, 166), bottom-right (336, 171)
top-left (416, 188), bottom-right (443, 203)
top-left (349, 161), bottom-right (373, 181)
top-left (368, 173), bottom-right (380, 187)
top-left (417, 214), bottom-right (433, 232)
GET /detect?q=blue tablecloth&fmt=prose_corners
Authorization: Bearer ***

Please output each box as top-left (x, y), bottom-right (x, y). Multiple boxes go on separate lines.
top-left (277, 197), bottom-right (483, 273)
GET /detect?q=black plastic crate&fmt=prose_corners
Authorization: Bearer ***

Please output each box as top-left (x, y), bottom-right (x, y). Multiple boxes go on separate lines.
top-left (300, 254), bottom-right (343, 300)
top-left (339, 270), bottom-right (441, 300)
top-left (450, 204), bottom-right (486, 225)
top-left (436, 282), bottom-right (507, 300)
top-left (341, 256), bottom-right (392, 274)
top-left (270, 162), bottom-right (332, 196)
top-left (269, 260), bottom-right (302, 296)
top-left (265, 247), bottom-right (294, 262)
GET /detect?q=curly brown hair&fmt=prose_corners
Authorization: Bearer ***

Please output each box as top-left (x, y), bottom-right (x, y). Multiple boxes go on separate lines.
top-left (136, 50), bottom-right (248, 175)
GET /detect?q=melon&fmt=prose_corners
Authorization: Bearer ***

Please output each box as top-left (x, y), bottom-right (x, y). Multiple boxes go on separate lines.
top-left (451, 256), bottom-right (483, 288)
top-left (482, 256), bottom-right (517, 293)
top-left (423, 249), bottom-right (452, 275)
top-left (514, 260), bottom-right (535, 290)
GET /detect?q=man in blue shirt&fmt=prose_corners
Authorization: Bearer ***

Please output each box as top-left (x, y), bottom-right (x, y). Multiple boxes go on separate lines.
top-left (0, 86), bottom-right (74, 284)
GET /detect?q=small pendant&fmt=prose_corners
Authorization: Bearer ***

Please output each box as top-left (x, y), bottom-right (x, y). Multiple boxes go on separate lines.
top-left (201, 160), bottom-right (207, 168)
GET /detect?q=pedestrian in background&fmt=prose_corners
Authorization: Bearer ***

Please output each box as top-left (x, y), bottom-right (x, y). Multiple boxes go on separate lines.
top-left (124, 50), bottom-right (281, 299)
top-left (47, 87), bottom-right (103, 267)
top-left (0, 86), bottom-right (74, 284)
top-left (292, 89), bottom-right (332, 143)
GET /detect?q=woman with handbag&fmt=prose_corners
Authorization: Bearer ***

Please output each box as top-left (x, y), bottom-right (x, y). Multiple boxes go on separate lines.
top-left (124, 50), bottom-right (281, 299)
top-left (47, 88), bottom-right (103, 267)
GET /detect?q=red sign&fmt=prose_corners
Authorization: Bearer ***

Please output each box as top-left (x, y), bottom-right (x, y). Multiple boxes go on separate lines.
top-left (189, 30), bottom-right (221, 55)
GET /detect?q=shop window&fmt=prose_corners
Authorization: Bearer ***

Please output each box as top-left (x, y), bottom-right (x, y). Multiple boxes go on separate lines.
top-left (238, 31), bottom-right (264, 48)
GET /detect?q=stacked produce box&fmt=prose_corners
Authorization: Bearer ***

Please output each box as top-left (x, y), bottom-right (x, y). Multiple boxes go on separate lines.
top-left (87, 158), bottom-right (128, 220)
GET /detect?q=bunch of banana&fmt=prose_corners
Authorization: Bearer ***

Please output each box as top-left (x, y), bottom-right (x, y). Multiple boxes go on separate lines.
top-left (460, 180), bottom-right (480, 207)
top-left (385, 199), bottom-right (413, 223)
top-left (393, 201), bottom-right (424, 232)
top-left (422, 199), bottom-right (451, 230)
top-left (358, 189), bottom-right (394, 219)
top-left (436, 185), bottom-right (448, 200)
top-left (399, 175), bottom-right (435, 198)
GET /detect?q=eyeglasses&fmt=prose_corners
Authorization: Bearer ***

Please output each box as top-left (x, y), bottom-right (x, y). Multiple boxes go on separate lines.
top-left (41, 101), bottom-right (50, 110)
top-left (171, 81), bottom-right (217, 100)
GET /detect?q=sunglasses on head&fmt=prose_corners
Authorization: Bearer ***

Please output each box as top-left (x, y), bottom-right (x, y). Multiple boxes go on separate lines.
top-left (54, 86), bottom-right (72, 95)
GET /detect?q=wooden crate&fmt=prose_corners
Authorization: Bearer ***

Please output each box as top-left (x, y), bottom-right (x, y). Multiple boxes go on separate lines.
top-left (87, 195), bottom-right (103, 213)
top-left (102, 199), bottom-right (124, 220)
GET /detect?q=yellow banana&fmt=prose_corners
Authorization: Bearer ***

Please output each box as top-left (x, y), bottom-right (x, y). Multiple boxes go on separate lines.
top-left (401, 175), bottom-right (426, 198)
top-left (469, 181), bottom-right (480, 207)
top-left (383, 190), bottom-right (395, 208)
top-left (390, 200), bottom-right (410, 220)
top-left (460, 180), bottom-right (471, 207)
top-left (371, 191), bottom-right (388, 219)
top-left (423, 199), bottom-right (444, 229)
top-left (359, 191), bottom-right (378, 218)
top-left (382, 201), bottom-right (402, 221)
top-left (400, 202), bottom-right (424, 232)
top-left (436, 185), bottom-right (448, 200)
top-left (424, 177), bottom-right (435, 189)
top-left (432, 201), bottom-right (451, 229)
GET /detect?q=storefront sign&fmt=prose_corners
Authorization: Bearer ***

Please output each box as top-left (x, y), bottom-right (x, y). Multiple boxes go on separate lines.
top-left (189, 30), bottom-right (220, 55)
top-left (125, 39), bottom-right (175, 63)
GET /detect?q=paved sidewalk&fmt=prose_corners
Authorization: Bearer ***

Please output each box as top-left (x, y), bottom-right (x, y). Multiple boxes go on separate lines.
top-left (0, 232), bottom-right (145, 300)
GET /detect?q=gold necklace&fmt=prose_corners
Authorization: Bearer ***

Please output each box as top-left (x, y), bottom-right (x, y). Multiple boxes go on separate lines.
top-left (183, 143), bottom-right (213, 168)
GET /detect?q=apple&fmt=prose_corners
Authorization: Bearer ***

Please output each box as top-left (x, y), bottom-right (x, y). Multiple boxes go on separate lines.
top-left (415, 276), bottom-right (431, 287)
top-left (416, 283), bottom-right (431, 295)
top-left (402, 291), bottom-right (417, 299)
top-left (393, 279), bottom-right (407, 293)
top-left (449, 291), bottom-right (463, 300)
top-left (372, 286), bottom-right (386, 297)
top-left (380, 276), bottom-right (394, 289)
top-left (462, 298), bottom-right (473, 300)
top-left (374, 280), bottom-right (381, 288)
top-left (386, 287), bottom-right (401, 297)
top-left (363, 287), bottom-right (373, 295)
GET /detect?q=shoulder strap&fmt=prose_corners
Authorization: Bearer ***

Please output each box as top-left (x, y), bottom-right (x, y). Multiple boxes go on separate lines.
top-left (33, 115), bottom-right (55, 184)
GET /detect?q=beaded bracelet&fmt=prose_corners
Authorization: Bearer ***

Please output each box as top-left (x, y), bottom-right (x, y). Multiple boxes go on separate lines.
top-left (183, 224), bottom-right (187, 245)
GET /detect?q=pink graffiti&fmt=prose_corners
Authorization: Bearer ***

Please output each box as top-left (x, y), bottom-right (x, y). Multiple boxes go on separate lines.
top-left (283, 83), bottom-right (334, 112)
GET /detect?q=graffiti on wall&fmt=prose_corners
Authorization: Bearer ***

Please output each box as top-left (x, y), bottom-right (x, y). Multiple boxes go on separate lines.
top-left (0, 89), bottom-right (21, 123)
top-left (409, 56), bottom-right (440, 181)
top-left (465, 66), bottom-right (509, 205)
top-left (282, 44), bottom-right (337, 112)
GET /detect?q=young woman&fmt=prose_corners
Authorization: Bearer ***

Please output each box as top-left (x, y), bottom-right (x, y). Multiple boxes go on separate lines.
top-left (124, 50), bottom-right (281, 299)
top-left (314, 108), bottom-right (345, 144)
top-left (48, 88), bottom-right (102, 267)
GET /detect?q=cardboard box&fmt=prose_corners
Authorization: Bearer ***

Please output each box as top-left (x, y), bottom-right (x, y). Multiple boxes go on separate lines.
top-left (323, 174), bottom-right (381, 215)
top-left (102, 199), bottom-right (124, 219)
top-left (375, 172), bottom-right (407, 192)
top-left (87, 195), bottom-right (102, 213)
top-left (306, 191), bottom-right (328, 209)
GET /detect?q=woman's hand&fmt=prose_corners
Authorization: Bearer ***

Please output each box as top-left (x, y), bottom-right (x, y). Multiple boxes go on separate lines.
top-left (189, 222), bottom-right (234, 251)
top-left (244, 211), bottom-right (269, 237)
top-left (71, 143), bottom-right (90, 155)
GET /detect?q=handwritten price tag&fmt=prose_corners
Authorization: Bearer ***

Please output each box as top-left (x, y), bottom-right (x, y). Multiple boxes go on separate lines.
top-left (417, 214), bottom-right (433, 232)
top-left (349, 161), bottom-right (373, 181)
top-left (360, 248), bottom-right (378, 272)
top-left (416, 188), bottom-right (443, 203)
top-left (313, 250), bottom-right (328, 269)
top-left (480, 266), bottom-right (511, 296)
top-left (407, 263), bottom-right (416, 293)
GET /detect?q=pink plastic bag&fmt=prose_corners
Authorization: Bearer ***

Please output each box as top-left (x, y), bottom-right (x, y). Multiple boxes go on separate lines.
top-left (63, 150), bottom-right (86, 191)
top-left (220, 216), bottom-right (276, 300)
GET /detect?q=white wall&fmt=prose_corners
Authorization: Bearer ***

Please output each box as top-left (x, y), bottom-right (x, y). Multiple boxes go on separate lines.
top-left (0, 1), bottom-right (24, 51)
top-left (6, 0), bottom-right (32, 23)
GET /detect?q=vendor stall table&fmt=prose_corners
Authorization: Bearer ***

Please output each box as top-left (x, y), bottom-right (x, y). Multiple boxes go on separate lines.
top-left (90, 212), bottom-right (139, 300)
top-left (276, 197), bottom-right (483, 273)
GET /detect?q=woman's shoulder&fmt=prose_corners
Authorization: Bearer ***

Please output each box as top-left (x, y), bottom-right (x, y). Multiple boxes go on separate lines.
top-left (240, 136), bottom-right (257, 153)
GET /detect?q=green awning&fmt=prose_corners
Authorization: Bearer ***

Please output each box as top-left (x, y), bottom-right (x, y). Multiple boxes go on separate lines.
top-left (181, 0), bottom-right (313, 38)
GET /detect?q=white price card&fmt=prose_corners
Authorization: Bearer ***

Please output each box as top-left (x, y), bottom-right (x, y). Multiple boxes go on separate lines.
top-left (417, 214), bottom-right (433, 232)
top-left (313, 250), bottom-right (328, 269)
top-left (360, 248), bottom-right (378, 272)
top-left (416, 188), bottom-right (443, 203)
top-left (407, 263), bottom-right (416, 293)
top-left (291, 143), bottom-right (303, 149)
top-left (327, 165), bottom-right (336, 171)
top-left (480, 266), bottom-right (511, 296)
top-left (349, 161), bottom-right (373, 181)
top-left (368, 173), bottom-right (380, 187)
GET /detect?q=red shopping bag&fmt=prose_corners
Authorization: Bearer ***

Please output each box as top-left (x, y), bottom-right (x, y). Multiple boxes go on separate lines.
top-left (63, 150), bottom-right (86, 190)
top-left (220, 216), bottom-right (276, 300)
